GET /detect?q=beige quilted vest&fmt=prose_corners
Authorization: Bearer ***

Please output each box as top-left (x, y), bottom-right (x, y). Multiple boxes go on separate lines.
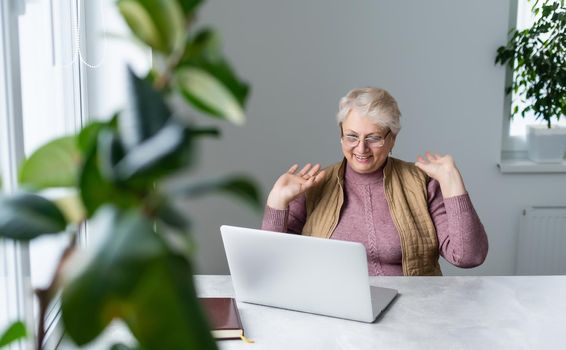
top-left (302, 157), bottom-right (442, 276)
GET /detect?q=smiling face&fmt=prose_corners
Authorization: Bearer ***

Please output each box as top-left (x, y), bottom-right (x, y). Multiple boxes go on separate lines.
top-left (340, 108), bottom-right (396, 174)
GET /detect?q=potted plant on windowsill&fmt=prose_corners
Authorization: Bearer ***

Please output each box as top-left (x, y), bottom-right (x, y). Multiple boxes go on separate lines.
top-left (0, 0), bottom-right (260, 349)
top-left (495, 0), bottom-right (566, 163)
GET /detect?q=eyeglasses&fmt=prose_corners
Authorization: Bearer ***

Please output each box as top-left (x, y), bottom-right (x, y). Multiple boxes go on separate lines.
top-left (341, 129), bottom-right (391, 149)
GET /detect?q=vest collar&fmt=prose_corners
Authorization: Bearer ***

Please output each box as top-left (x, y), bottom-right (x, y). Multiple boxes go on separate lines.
top-left (345, 162), bottom-right (384, 185)
top-left (337, 157), bottom-right (393, 185)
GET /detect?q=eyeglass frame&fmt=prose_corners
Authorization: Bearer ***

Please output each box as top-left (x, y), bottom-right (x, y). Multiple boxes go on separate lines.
top-left (340, 128), bottom-right (391, 149)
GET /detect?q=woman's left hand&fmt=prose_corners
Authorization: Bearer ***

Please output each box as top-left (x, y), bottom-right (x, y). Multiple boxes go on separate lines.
top-left (415, 152), bottom-right (466, 198)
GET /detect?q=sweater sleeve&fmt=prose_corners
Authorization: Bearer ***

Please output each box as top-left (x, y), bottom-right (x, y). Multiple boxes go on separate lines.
top-left (260, 194), bottom-right (307, 234)
top-left (428, 179), bottom-right (488, 268)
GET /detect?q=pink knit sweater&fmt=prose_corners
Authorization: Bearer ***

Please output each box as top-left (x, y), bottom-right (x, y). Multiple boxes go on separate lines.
top-left (262, 163), bottom-right (488, 276)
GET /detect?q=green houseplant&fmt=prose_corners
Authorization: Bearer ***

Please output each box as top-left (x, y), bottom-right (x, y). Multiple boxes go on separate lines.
top-left (495, 0), bottom-right (566, 162)
top-left (0, 322), bottom-right (26, 349)
top-left (0, 0), bottom-right (260, 349)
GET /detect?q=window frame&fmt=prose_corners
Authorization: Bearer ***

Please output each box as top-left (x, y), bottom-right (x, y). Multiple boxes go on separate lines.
top-left (1, 0), bottom-right (34, 349)
top-left (501, 0), bottom-right (525, 154)
top-left (0, 0), bottom-right (89, 348)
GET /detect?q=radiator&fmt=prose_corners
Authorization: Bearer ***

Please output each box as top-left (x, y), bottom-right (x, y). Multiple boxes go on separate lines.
top-left (516, 206), bottom-right (566, 275)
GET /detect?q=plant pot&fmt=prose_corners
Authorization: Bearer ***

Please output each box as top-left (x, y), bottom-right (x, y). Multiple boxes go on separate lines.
top-left (526, 125), bottom-right (566, 163)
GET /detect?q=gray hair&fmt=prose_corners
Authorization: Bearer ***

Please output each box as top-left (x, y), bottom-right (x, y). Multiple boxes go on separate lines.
top-left (336, 87), bottom-right (401, 135)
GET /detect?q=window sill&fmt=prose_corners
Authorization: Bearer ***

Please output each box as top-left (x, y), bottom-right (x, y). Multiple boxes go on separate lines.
top-left (498, 151), bottom-right (566, 173)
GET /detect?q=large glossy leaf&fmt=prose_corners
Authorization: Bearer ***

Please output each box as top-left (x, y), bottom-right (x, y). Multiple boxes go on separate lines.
top-left (181, 28), bottom-right (221, 62)
top-left (117, 0), bottom-right (185, 54)
top-left (0, 321), bottom-right (26, 347)
top-left (61, 207), bottom-right (217, 350)
top-left (91, 121), bottom-right (219, 192)
top-left (97, 129), bottom-right (127, 182)
top-left (117, 0), bottom-right (161, 50)
top-left (19, 136), bottom-right (80, 190)
top-left (192, 58), bottom-right (250, 107)
top-left (171, 175), bottom-right (262, 211)
top-left (175, 67), bottom-right (246, 125)
top-left (52, 190), bottom-right (86, 225)
top-left (110, 344), bottom-right (139, 350)
top-left (0, 193), bottom-right (68, 240)
top-left (155, 200), bottom-right (191, 232)
top-left (178, 0), bottom-right (203, 15)
top-left (113, 120), bottom-right (190, 182)
top-left (155, 212), bottom-right (195, 261)
top-left (78, 116), bottom-right (118, 155)
top-left (188, 126), bottom-right (220, 139)
top-left (79, 144), bottom-right (109, 218)
top-left (78, 122), bottom-right (106, 154)
top-left (180, 28), bottom-right (249, 107)
top-left (120, 69), bottom-right (172, 151)
top-left (79, 137), bottom-right (139, 218)
top-left (110, 123), bottom-right (221, 187)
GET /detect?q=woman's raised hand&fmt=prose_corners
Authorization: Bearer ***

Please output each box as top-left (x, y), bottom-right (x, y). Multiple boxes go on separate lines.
top-left (414, 152), bottom-right (466, 198)
top-left (266, 163), bottom-right (327, 210)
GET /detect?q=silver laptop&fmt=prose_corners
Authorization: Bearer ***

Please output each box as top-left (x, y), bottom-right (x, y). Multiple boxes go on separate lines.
top-left (220, 225), bottom-right (398, 323)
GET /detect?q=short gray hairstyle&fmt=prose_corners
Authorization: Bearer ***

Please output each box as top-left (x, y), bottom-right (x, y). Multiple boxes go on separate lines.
top-left (336, 87), bottom-right (401, 135)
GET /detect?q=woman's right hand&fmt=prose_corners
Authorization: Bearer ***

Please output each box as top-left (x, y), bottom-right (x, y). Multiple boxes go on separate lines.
top-left (266, 163), bottom-right (326, 210)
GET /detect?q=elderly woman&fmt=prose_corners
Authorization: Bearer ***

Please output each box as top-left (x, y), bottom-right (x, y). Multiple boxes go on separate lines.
top-left (261, 87), bottom-right (488, 276)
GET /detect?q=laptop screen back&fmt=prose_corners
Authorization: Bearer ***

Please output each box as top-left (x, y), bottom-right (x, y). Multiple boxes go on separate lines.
top-left (220, 225), bottom-right (375, 322)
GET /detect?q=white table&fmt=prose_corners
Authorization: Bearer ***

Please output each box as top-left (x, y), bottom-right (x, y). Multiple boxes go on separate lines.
top-left (195, 275), bottom-right (566, 350)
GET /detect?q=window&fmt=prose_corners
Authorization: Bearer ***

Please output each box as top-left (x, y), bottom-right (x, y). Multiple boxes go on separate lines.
top-left (503, 0), bottom-right (566, 148)
top-left (0, 169), bottom-right (9, 336)
top-left (1, 0), bottom-right (30, 346)
top-left (20, 0), bottom-right (83, 297)
top-left (18, 4), bottom-right (85, 341)
top-left (499, 0), bottom-right (566, 172)
top-left (1, 0), bottom-right (150, 346)
top-left (1, 0), bottom-right (85, 346)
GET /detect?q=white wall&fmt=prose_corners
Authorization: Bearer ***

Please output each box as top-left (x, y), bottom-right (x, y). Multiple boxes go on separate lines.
top-left (177, 0), bottom-right (566, 276)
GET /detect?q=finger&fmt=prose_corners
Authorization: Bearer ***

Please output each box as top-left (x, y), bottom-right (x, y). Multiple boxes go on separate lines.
top-left (287, 164), bottom-right (299, 174)
top-left (306, 163), bottom-right (321, 177)
top-left (415, 154), bottom-right (433, 167)
top-left (298, 163), bottom-right (312, 176)
top-left (301, 169), bottom-right (326, 190)
top-left (425, 152), bottom-right (437, 161)
top-left (414, 162), bottom-right (431, 176)
top-left (301, 176), bottom-right (318, 191)
top-left (313, 169), bottom-right (326, 182)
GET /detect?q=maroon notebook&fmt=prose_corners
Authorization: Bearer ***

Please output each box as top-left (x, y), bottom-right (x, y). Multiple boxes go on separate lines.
top-left (199, 297), bottom-right (244, 340)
